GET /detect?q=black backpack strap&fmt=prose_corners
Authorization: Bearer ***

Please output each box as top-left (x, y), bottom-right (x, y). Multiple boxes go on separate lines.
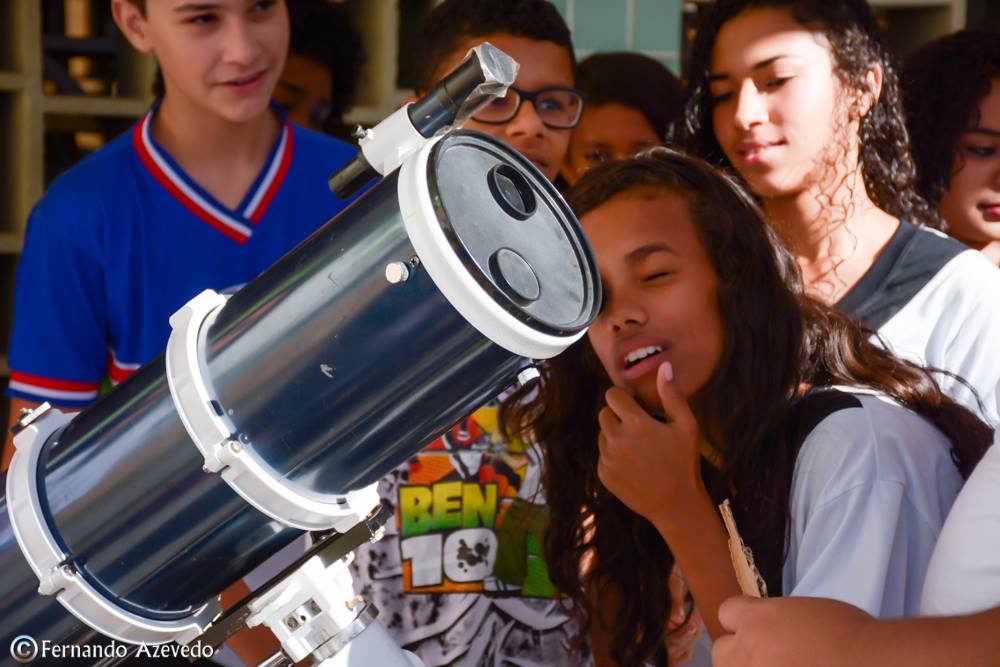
top-left (756, 389), bottom-right (864, 596)
top-left (788, 389), bottom-right (864, 455)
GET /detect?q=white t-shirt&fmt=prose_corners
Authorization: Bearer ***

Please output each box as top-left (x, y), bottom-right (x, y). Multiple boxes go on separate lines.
top-left (838, 222), bottom-right (1000, 428)
top-left (920, 435), bottom-right (1000, 616)
top-left (783, 389), bottom-right (963, 618)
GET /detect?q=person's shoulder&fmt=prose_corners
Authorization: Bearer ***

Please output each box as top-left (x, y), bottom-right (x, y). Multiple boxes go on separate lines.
top-left (33, 127), bottom-right (140, 227)
top-left (46, 127), bottom-right (137, 196)
top-left (793, 389), bottom-right (954, 501)
top-left (937, 243), bottom-right (1000, 287)
top-left (911, 238), bottom-right (1000, 329)
top-left (905, 222), bottom-right (967, 255)
top-left (283, 124), bottom-right (359, 209)
top-left (920, 434), bottom-right (1000, 616)
top-left (903, 222), bottom-right (998, 285)
top-left (880, 223), bottom-right (1000, 331)
top-left (800, 389), bottom-right (953, 467)
top-left (288, 123), bottom-right (357, 165)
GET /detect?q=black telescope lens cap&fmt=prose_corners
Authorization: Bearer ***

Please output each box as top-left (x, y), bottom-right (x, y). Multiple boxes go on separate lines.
top-left (427, 130), bottom-right (600, 336)
top-left (490, 248), bottom-right (540, 303)
top-left (487, 165), bottom-right (536, 220)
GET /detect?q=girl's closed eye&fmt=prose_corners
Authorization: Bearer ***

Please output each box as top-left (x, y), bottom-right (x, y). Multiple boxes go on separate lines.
top-left (642, 269), bottom-right (674, 283)
top-left (710, 89), bottom-right (734, 104)
top-left (762, 76), bottom-right (792, 90)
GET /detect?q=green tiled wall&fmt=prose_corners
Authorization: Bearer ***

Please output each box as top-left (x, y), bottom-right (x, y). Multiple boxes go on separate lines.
top-left (555, 0), bottom-right (682, 73)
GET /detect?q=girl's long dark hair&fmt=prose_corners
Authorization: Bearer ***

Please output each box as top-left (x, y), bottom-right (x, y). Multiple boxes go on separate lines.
top-left (500, 150), bottom-right (991, 667)
top-left (682, 0), bottom-right (941, 228)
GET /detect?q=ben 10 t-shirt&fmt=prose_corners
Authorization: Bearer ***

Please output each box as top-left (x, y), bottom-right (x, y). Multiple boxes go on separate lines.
top-left (349, 398), bottom-right (591, 667)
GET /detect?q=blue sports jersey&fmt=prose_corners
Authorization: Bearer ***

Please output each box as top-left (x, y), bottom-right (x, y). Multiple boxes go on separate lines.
top-left (7, 107), bottom-right (357, 407)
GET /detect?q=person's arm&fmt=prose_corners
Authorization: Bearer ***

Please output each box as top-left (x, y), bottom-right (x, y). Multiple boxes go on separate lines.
top-left (3, 397), bottom-right (44, 471)
top-left (649, 489), bottom-right (741, 639)
top-left (577, 512), bottom-right (616, 667)
top-left (3, 195), bottom-right (108, 471)
top-left (713, 595), bottom-right (1000, 667)
top-left (921, 441), bottom-right (1000, 616)
top-left (4, 399), bottom-right (86, 471)
top-left (597, 362), bottom-right (742, 639)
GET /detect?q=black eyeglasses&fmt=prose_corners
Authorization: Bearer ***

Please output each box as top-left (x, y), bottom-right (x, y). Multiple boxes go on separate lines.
top-left (472, 86), bottom-right (585, 129)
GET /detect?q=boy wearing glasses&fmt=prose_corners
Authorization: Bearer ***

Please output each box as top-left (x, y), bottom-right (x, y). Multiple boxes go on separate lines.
top-left (346, 2), bottom-right (591, 666)
top-left (415, 0), bottom-right (581, 184)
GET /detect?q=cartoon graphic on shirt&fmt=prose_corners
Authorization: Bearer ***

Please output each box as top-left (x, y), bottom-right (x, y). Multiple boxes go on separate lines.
top-left (349, 396), bottom-right (590, 666)
top-left (396, 404), bottom-right (558, 598)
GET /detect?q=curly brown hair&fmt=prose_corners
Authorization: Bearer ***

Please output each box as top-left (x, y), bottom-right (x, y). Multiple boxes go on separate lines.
top-left (501, 149), bottom-right (990, 667)
top-left (681, 0), bottom-right (941, 228)
top-left (902, 30), bottom-right (1000, 209)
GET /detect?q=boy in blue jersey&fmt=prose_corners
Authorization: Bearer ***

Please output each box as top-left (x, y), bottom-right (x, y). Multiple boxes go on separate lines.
top-left (3, 0), bottom-right (356, 465)
top-left (3, 5), bottom-right (355, 661)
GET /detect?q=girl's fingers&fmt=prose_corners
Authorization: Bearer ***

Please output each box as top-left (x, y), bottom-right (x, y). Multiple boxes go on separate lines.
top-left (655, 361), bottom-right (697, 435)
top-left (597, 406), bottom-right (621, 438)
top-left (604, 385), bottom-right (647, 424)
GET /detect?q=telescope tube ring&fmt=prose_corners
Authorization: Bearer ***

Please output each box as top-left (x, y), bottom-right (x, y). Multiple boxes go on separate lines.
top-left (5, 404), bottom-right (219, 645)
top-left (164, 289), bottom-right (379, 532)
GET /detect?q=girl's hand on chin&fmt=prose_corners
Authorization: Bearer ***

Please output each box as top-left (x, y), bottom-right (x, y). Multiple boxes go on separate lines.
top-left (597, 362), bottom-right (704, 526)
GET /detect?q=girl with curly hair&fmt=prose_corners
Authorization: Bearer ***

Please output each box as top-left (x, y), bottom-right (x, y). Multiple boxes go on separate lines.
top-left (682, 0), bottom-right (1000, 428)
top-left (501, 149), bottom-right (991, 667)
top-left (903, 30), bottom-right (1000, 265)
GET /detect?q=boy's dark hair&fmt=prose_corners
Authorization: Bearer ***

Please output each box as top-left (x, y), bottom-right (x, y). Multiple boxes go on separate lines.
top-left (902, 30), bottom-right (1000, 208)
top-left (576, 52), bottom-right (684, 141)
top-left (288, 0), bottom-right (366, 136)
top-left (413, 0), bottom-right (575, 91)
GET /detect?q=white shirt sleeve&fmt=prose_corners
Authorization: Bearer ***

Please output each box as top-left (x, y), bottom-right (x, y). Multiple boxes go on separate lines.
top-left (921, 439), bottom-right (1000, 616)
top-left (785, 479), bottom-right (941, 617)
top-left (879, 251), bottom-right (1000, 428)
top-left (783, 395), bottom-right (962, 618)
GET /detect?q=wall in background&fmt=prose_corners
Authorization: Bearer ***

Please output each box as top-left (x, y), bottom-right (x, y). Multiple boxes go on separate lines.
top-left (550, 0), bottom-right (682, 72)
top-left (347, 0), bottom-right (684, 126)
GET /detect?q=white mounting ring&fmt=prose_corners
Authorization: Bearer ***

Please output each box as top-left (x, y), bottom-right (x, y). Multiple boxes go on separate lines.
top-left (397, 136), bottom-right (586, 360)
top-left (5, 405), bottom-right (218, 645)
top-left (359, 103), bottom-right (427, 176)
top-left (165, 289), bottom-right (380, 532)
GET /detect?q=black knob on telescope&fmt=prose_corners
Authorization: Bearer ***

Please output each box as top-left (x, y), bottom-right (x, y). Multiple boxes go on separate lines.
top-left (328, 151), bottom-right (378, 201)
top-left (407, 53), bottom-right (488, 138)
top-left (327, 53), bottom-right (484, 201)
top-left (328, 43), bottom-right (516, 200)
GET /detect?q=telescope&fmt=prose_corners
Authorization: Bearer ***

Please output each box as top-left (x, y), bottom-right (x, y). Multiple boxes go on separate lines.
top-left (0, 44), bottom-right (601, 666)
